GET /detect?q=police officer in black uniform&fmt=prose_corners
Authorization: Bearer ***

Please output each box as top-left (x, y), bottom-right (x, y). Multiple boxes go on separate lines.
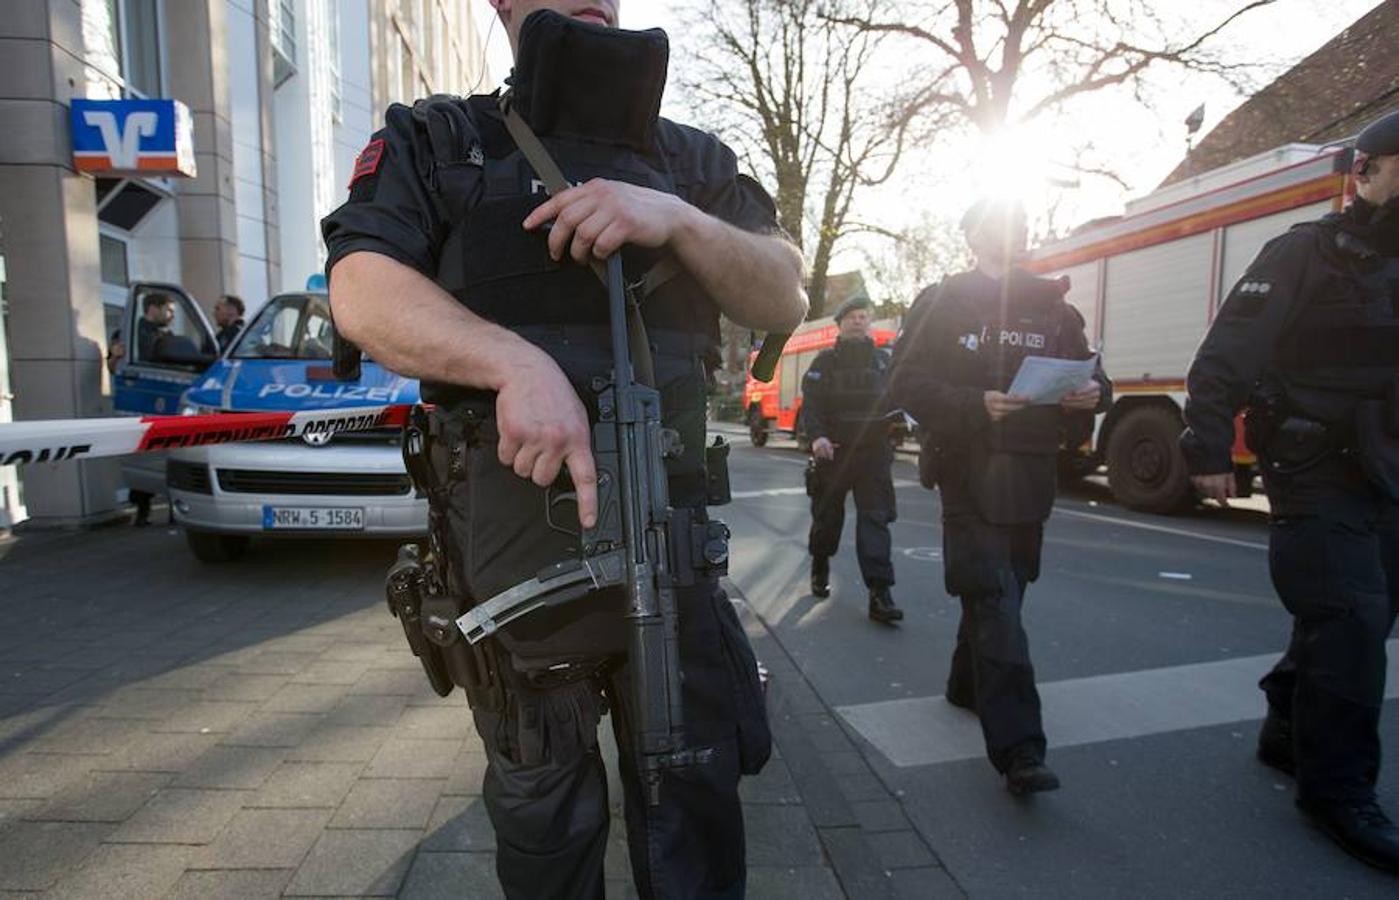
top-left (1180, 109), bottom-right (1399, 872)
top-left (320, 3), bottom-right (808, 897)
top-left (802, 295), bottom-right (903, 623)
top-left (890, 198), bottom-right (1109, 795)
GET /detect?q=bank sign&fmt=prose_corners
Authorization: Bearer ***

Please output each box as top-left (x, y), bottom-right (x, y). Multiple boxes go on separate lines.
top-left (71, 98), bottom-right (196, 178)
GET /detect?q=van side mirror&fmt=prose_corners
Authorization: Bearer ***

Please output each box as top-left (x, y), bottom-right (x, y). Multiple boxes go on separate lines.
top-left (332, 328), bottom-right (363, 381)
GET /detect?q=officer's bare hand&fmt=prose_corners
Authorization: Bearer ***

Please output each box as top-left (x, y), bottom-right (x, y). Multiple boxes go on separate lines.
top-left (523, 179), bottom-right (689, 264)
top-left (494, 349), bottom-right (599, 528)
top-left (1060, 382), bottom-right (1102, 411)
top-left (1191, 472), bottom-right (1237, 508)
top-left (984, 391), bottom-right (1029, 422)
top-left (811, 437), bottom-right (837, 461)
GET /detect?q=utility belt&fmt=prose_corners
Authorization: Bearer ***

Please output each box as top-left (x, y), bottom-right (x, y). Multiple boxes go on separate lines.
top-left (1247, 386), bottom-right (1399, 500)
top-left (388, 403), bottom-right (734, 701)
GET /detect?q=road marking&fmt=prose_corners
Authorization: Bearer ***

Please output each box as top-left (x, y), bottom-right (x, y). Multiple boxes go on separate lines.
top-left (901, 547), bottom-right (943, 561)
top-left (732, 479), bottom-right (920, 500)
top-left (836, 641), bottom-right (1399, 768)
top-left (1055, 507), bottom-right (1268, 551)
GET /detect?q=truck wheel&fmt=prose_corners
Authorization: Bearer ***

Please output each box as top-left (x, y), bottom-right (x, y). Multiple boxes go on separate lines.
top-left (1106, 407), bottom-right (1191, 513)
top-left (748, 408), bottom-right (769, 447)
top-left (185, 529), bottom-right (249, 563)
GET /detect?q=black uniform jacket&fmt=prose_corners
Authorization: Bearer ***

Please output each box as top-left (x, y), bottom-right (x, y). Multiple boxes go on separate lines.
top-left (800, 339), bottom-right (893, 448)
top-left (320, 95), bottom-right (779, 296)
top-left (890, 268), bottom-right (1107, 449)
top-left (1180, 201), bottom-right (1399, 477)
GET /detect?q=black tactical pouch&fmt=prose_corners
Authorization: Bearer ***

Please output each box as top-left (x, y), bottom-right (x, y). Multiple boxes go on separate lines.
top-left (1263, 416), bottom-right (1333, 476)
top-left (918, 433), bottom-right (940, 490)
top-left (706, 436), bottom-right (732, 506)
top-left (804, 457), bottom-right (820, 497)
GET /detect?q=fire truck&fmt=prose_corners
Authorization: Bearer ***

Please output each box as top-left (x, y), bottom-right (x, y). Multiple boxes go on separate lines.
top-left (743, 316), bottom-right (900, 447)
top-left (1024, 143), bottom-right (1354, 513)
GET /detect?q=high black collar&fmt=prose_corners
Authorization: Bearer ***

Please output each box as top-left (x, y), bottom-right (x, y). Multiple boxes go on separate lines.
top-left (506, 10), bottom-right (669, 152)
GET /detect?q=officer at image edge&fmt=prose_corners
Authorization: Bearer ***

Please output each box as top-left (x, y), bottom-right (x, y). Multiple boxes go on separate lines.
top-left (1180, 108), bottom-right (1399, 874)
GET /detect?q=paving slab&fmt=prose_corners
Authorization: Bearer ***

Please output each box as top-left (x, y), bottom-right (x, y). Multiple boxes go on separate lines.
top-left (329, 778), bottom-right (443, 830)
top-left (108, 787), bottom-right (249, 844)
top-left (325, 694), bottom-right (408, 727)
top-left (220, 711), bottom-right (323, 748)
top-left (743, 805), bottom-right (826, 868)
top-left (398, 851), bottom-right (503, 900)
top-left (171, 745), bottom-right (285, 790)
top-left (0, 821), bottom-right (111, 890)
top-left (262, 683), bottom-right (348, 715)
top-left (282, 828), bottom-right (422, 897)
top-left (43, 842), bottom-right (192, 900)
top-left (247, 761), bottom-right (363, 809)
top-left (286, 724), bottom-right (394, 763)
top-left (396, 703), bottom-right (474, 739)
top-left (94, 731), bottom-right (221, 773)
top-left (31, 770), bottom-right (170, 822)
top-left (191, 807), bottom-right (333, 869)
top-left (420, 794), bottom-right (496, 852)
top-left (442, 750), bottom-right (489, 796)
top-left (0, 752), bottom-right (94, 799)
top-left (164, 867), bottom-right (295, 900)
top-left (364, 737), bottom-right (462, 780)
top-left (155, 700), bottom-right (258, 734)
top-left (747, 865), bottom-right (848, 900)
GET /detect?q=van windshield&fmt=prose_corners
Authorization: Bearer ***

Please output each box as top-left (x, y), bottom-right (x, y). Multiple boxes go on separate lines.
top-left (231, 294), bottom-right (334, 360)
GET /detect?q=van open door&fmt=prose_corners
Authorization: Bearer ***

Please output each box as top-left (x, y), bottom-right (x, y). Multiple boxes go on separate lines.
top-left (111, 282), bottom-right (219, 502)
top-left (112, 282), bottom-right (219, 416)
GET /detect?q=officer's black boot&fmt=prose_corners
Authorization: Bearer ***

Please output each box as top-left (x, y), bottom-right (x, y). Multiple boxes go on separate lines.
top-left (810, 556), bottom-right (830, 598)
top-left (1005, 750), bottom-right (1061, 796)
top-left (1257, 711), bottom-right (1295, 776)
top-left (1297, 797), bottom-right (1399, 873)
top-left (867, 585), bottom-right (903, 625)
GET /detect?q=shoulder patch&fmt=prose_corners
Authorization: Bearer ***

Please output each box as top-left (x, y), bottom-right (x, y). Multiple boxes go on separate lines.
top-left (349, 139), bottom-right (386, 188)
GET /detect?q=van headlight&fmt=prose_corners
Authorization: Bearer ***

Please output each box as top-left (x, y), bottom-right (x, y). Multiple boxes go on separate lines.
top-left (180, 402), bottom-right (220, 416)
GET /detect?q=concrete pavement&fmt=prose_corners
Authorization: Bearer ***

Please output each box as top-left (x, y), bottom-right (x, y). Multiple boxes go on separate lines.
top-left (0, 518), bottom-right (882, 898)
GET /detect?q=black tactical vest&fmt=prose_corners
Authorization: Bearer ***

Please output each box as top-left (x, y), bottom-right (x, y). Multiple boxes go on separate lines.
top-left (413, 94), bottom-right (722, 507)
top-left (1277, 219), bottom-right (1399, 411)
top-left (821, 338), bottom-right (891, 445)
top-left (938, 268), bottom-right (1082, 456)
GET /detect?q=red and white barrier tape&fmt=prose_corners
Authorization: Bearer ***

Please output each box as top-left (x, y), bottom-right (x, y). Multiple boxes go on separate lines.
top-left (0, 405), bottom-right (415, 467)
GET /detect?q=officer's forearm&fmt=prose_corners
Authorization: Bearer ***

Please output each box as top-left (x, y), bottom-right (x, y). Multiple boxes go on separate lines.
top-left (670, 207), bottom-right (807, 332)
top-left (329, 251), bottom-right (533, 391)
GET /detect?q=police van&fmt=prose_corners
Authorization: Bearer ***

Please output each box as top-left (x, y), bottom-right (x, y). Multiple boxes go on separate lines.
top-left (112, 284), bottom-right (425, 561)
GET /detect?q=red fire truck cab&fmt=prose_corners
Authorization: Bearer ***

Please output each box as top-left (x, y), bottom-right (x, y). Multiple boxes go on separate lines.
top-left (742, 317), bottom-right (900, 448)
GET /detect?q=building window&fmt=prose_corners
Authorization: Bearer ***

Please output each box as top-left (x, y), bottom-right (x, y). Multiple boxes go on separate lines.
top-left (328, 4), bottom-right (343, 122)
top-left (99, 234), bottom-right (130, 287)
top-left (122, 0), bottom-right (161, 97)
top-left (270, 0), bottom-right (296, 85)
top-left (400, 35), bottom-right (414, 103)
top-left (96, 0), bottom-right (163, 98)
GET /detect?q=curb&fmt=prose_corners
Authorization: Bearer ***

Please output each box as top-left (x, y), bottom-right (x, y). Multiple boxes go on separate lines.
top-left (724, 579), bottom-right (967, 899)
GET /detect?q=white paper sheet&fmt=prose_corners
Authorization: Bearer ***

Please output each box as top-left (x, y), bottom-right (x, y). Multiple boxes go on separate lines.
top-left (1007, 354), bottom-right (1099, 405)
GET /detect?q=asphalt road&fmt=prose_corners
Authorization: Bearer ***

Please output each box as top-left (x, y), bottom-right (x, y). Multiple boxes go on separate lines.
top-left (718, 426), bottom-right (1399, 898)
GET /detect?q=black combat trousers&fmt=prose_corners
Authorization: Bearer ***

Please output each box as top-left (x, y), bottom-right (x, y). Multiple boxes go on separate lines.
top-left (468, 577), bottom-right (769, 900)
top-left (808, 441), bottom-right (897, 587)
top-left (1258, 462), bottom-right (1398, 805)
top-left (939, 475), bottom-right (1047, 772)
top-left (428, 411), bottom-right (771, 899)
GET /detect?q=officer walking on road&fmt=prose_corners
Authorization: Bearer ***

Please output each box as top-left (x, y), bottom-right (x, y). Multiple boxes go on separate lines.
top-left (1180, 110), bottom-right (1399, 873)
top-left (890, 198), bottom-right (1109, 795)
top-left (802, 295), bottom-right (903, 623)
top-left (321, 2), bottom-right (807, 897)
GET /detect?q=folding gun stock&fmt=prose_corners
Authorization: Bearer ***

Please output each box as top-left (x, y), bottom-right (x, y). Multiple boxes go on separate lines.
top-left (455, 550), bottom-right (627, 644)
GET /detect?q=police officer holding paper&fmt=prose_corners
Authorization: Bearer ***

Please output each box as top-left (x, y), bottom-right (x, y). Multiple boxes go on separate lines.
top-left (890, 198), bottom-right (1109, 795)
top-left (321, 1), bottom-right (807, 896)
top-left (1180, 110), bottom-right (1399, 872)
top-left (802, 295), bottom-right (903, 624)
